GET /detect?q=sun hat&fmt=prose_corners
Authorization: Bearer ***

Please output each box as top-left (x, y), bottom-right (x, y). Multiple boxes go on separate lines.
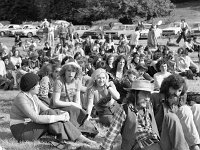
top-left (124, 80), bottom-right (154, 92)
top-left (20, 73), bottom-right (40, 92)
top-left (64, 58), bottom-right (81, 69)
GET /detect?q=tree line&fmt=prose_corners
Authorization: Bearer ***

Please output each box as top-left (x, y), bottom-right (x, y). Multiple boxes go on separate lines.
top-left (0, 0), bottom-right (194, 25)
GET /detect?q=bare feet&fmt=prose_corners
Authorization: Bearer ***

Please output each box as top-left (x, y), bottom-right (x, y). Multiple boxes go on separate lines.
top-left (78, 135), bottom-right (98, 146)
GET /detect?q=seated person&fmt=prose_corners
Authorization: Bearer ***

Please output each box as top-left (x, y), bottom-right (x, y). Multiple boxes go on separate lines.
top-left (10, 73), bottom-right (97, 148)
top-left (151, 74), bottom-right (200, 150)
top-left (153, 59), bottom-right (171, 91)
top-left (86, 68), bottom-right (120, 126)
top-left (183, 38), bottom-right (194, 53)
top-left (100, 80), bottom-right (161, 150)
top-left (136, 64), bottom-right (154, 82)
top-left (175, 48), bottom-right (199, 79)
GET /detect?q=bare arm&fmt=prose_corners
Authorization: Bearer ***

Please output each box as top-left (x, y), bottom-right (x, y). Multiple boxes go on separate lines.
top-left (86, 88), bottom-right (94, 118)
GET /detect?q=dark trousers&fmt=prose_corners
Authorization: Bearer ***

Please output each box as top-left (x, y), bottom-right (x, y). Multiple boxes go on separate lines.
top-left (176, 30), bottom-right (187, 43)
top-left (59, 37), bottom-right (66, 46)
top-left (10, 109), bottom-right (81, 142)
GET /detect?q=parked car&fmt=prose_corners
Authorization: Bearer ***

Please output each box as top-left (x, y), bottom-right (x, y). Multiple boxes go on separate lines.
top-left (8, 24), bottom-right (39, 37)
top-left (0, 24), bottom-right (21, 36)
top-left (104, 24), bottom-right (136, 39)
top-left (81, 25), bottom-right (110, 39)
top-left (74, 25), bottom-right (90, 37)
top-left (162, 22), bottom-right (191, 36)
top-left (139, 23), bottom-right (162, 39)
top-left (190, 22), bottom-right (200, 36)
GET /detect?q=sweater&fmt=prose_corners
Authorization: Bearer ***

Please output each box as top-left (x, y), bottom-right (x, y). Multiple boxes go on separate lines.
top-left (10, 92), bottom-right (53, 126)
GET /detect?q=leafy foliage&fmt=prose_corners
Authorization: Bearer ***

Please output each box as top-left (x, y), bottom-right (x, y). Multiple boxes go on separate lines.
top-left (0, 0), bottom-right (175, 24)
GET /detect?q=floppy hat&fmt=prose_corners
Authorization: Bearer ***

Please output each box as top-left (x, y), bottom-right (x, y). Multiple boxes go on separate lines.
top-left (64, 58), bottom-right (81, 69)
top-left (124, 80), bottom-right (154, 92)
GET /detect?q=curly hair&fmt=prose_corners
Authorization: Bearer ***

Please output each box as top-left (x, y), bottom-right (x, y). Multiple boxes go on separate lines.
top-left (112, 55), bottom-right (128, 74)
top-left (39, 63), bottom-right (53, 77)
top-left (59, 62), bottom-right (81, 83)
top-left (156, 59), bottom-right (167, 72)
top-left (106, 54), bottom-right (115, 66)
top-left (160, 74), bottom-right (188, 96)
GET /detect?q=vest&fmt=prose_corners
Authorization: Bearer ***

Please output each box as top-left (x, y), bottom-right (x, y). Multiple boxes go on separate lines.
top-left (121, 104), bottom-right (159, 150)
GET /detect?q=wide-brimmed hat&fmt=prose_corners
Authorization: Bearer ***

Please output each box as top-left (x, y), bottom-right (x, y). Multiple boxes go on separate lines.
top-left (124, 80), bottom-right (154, 92)
top-left (64, 58), bottom-right (81, 69)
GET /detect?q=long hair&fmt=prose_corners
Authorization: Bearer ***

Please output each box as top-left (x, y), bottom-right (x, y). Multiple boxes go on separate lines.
top-left (59, 63), bottom-right (81, 83)
top-left (112, 55), bottom-right (128, 74)
top-left (160, 74), bottom-right (188, 96)
top-left (39, 63), bottom-right (53, 78)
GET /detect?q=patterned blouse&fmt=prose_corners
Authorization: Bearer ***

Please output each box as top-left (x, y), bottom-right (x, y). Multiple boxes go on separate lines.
top-left (53, 77), bottom-right (81, 102)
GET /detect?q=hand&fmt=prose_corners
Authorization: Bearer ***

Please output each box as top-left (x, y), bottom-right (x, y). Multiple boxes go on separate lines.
top-left (60, 112), bottom-right (70, 122)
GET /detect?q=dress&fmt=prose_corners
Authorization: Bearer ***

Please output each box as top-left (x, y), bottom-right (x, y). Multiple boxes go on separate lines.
top-left (147, 29), bottom-right (157, 48)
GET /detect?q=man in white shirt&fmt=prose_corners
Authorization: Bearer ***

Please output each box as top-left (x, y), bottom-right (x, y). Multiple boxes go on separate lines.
top-left (129, 27), bottom-right (140, 53)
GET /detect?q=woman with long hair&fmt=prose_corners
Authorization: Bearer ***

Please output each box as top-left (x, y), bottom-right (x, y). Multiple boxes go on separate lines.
top-left (86, 68), bottom-right (120, 126)
top-left (10, 73), bottom-right (97, 148)
top-left (38, 63), bottom-right (61, 106)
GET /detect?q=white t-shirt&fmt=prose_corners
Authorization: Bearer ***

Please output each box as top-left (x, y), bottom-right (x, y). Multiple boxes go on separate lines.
top-left (154, 72), bottom-right (171, 90)
top-left (176, 56), bottom-right (191, 72)
top-left (129, 31), bottom-right (140, 46)
top-left (10, 56), bottom-right (22, 67)
top-left (0, 60), bottom-right (6, 77)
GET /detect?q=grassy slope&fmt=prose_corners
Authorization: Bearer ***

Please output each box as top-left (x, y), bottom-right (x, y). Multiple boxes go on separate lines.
top-left (0, 2), bottom-right (200, 150)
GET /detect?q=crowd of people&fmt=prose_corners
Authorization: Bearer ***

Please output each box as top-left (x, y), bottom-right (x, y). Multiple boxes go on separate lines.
top-left (0, 18), bottom-right (200, 150)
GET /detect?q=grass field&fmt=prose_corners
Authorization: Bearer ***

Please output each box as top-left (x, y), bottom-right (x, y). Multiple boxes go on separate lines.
top-left (1, 1), bottom-right (200, 149)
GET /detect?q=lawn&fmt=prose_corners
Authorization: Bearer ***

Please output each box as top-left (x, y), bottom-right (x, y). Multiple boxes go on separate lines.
top-left (1, 1), bottom-right (200, 149)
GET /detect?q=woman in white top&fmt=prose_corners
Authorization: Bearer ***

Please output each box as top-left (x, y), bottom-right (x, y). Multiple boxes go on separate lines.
top-left (48, 23), bottom-right (55, 47)
top-left (154, 59), bottom-right (171, 91)
top-left (175, 48), bottom-right (199, 79)
top-left (10, 50), bottom-right (22, 68)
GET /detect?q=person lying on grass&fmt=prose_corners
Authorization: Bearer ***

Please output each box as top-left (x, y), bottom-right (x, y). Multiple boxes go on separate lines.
top-left (10, 73), bottom-right (97, 148)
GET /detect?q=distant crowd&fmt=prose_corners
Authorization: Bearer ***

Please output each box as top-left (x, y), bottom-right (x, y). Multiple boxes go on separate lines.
top-left (0, 18), bottom-right (200, 150)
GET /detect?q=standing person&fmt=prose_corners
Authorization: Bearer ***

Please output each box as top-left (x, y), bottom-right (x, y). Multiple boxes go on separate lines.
top-left (43, 23), bottom-right (49, 43)
top-left (147, 24), bottom-right (158, 49)
top-left (58, 23), bottom-right (68, 46)
top-left (68, 22), bottom-right (75, 41)
top-left (151, 74), bottom-right (200, 150)
top-left (14, 34), bottom-right (22, 47)
top-left (48, 23), bottom-right (55, 47)
top-left (10, 73), bottom-right (97, 148)
top-left (129, 27), bottom-right (140, 53)
top-left (100, 80), bottom-right (161, 150)
top-left (176, 19), bottom-right (189, 44)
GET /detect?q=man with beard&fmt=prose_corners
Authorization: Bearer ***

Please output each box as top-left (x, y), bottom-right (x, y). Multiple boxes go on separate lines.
top-left (151, 74), bottom-right (200, 150)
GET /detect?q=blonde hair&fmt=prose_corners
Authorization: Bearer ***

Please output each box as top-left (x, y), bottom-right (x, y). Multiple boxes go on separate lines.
top-left (87, 68), bottom-right (109, 89)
